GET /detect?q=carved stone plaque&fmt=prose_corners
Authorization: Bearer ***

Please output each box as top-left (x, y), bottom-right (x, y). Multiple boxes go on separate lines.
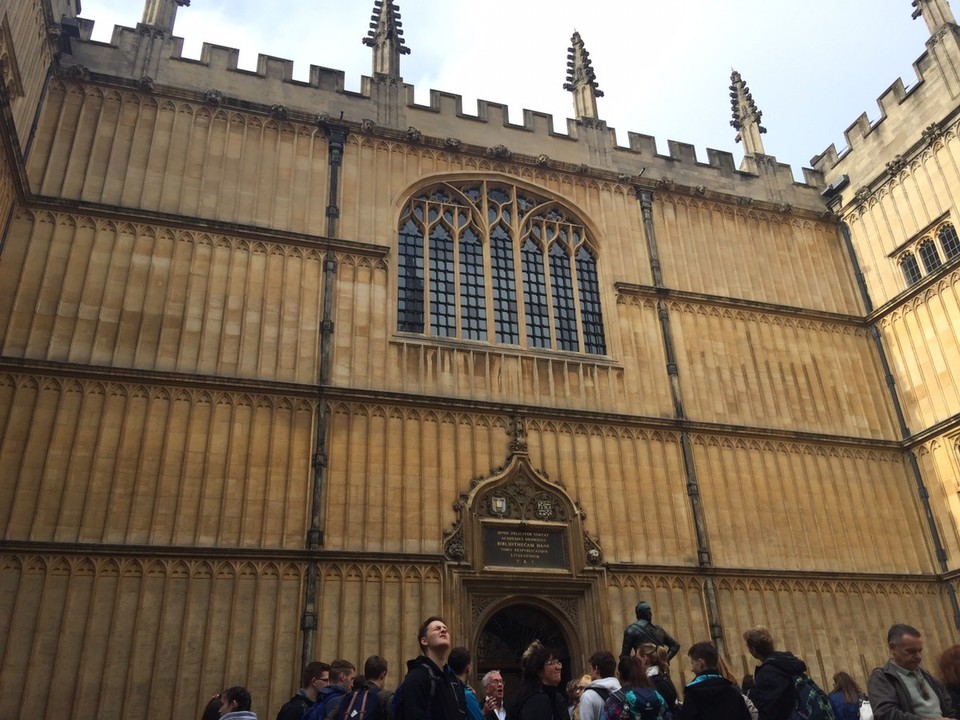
top-left (483, 524), bottom-right (567, 569)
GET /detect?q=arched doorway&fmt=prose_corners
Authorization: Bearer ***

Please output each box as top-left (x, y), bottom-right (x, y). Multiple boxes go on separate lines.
top-left (475, 604), bottom-right (573, 707)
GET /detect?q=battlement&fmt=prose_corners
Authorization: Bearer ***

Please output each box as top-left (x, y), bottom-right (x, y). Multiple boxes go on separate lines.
top-left (63, 19), bottom-right (827, 210)
top-left (811, 27), bottom-right (960, 193)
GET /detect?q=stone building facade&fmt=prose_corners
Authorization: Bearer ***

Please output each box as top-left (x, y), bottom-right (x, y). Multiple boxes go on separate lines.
top-left (1, 0), bottom-right (960, 717)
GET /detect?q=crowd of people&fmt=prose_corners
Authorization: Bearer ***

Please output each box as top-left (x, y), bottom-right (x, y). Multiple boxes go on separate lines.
top-left (199, 602), bottom-right (960, 720)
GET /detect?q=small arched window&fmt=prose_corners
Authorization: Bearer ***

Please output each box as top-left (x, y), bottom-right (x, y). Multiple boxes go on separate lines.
top-left (918, 239), bottom-right (942, 273)
top-left (901, 252), bottom-right (922, 286)
top-left (939, 223), bottom-right (960, 260)
top-left (396, 181), bottom-right (606, 355)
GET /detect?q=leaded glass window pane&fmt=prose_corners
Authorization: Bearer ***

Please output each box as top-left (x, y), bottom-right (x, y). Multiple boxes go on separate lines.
top-left (919, 240), bottom-right (942, 273)
top-left (396, 180), bottom-right (604, 355)
top-left (398, 218), bottom-right (424, 332)
top-left (491, 224), bottom-right (519, 344)
top-left (550, 242), bottom-right (578, 352)
top-left (901, 253), bottom-right (922, 285)
top-left (577, 247), bottom-right (605, 355)
top-left (940, 224), bottom-right (960, 259)
top-left (522, 239), bottom-right (550, 349)
top-left (460, 227), bottom-right (487, 341)
top-left (429, 224), bottom-right (456, 337)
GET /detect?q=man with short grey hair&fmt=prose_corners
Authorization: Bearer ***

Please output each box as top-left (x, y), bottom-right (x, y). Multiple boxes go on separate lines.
top-left (481, 670), bottom-right (506, 720)
top-left (867, 623), bottom-right (955, 720)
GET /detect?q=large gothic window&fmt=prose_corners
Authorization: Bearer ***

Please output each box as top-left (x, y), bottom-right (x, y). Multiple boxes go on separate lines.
top-left (396, 181), bottom-right (606, 355)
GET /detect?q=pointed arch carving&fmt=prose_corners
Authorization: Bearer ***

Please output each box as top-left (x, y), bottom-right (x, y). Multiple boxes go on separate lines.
top-left (442, 435), bottom-right (603, 572)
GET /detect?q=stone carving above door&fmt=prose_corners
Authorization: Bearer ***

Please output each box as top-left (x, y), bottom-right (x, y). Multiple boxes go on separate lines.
top-left (442, 416), bottom-right (603, 572)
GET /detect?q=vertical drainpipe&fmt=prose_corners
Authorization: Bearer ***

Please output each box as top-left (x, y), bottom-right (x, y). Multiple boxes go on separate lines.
top-left (837, 219), bottom-right (960, 629)
top-left (301, 123), bottom-right (348, 668)
top-left (636, 189), bottom-right (724, 652)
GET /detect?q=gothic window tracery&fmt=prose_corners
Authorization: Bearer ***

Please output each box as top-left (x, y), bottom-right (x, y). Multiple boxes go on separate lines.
top-left (900, 252), bottom-right (922, 286)
top-left (919, 239), bottom-right (942, 273)
top-left (396, 181), bottom-right (606, 355)
top-left (939, 223), bottom-right (960, 260)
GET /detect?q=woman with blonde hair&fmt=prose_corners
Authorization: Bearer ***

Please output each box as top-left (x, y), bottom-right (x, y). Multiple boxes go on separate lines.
top-left (636, 643), bottom-right (678, 711)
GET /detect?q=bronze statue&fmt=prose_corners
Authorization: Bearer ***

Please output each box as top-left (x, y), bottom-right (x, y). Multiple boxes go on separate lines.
top-left (620, 601), bottom-right (681, 661)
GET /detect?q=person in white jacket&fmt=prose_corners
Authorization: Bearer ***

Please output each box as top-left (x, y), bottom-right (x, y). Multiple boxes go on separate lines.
top-left (219, 686), bottom-right (258, 720)
top-left (579, 651), bottom-right (621, 720)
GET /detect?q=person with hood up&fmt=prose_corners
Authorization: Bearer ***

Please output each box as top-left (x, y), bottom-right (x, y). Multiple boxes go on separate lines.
top-left (396, 615), bottom-right (466, 720)
top-left (680, 641), bottom-right (751, 720)
top-left (742, 626), bottom-right (808, 720)
top-left (219, 686), bottom-right (258, 720)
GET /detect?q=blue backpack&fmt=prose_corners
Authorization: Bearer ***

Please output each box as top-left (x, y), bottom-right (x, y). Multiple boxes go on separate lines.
top-left (791, 674), bottom-right (837, 720)
top-left (305, 686), bottom-right (346, 720)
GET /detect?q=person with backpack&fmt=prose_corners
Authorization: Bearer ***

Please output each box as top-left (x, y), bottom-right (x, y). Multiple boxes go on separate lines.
top-left (511, 640), bottom-right (568, 720)
top-left (333, 656), bottom-right (392, 720)
top-left (393, 615), bottom-right (466, 720)
top-left (680, 641), bottom-right (750, 720)
top-left (635, 644), bottom-right (678, 712)
top-left (305, 660), bottom-right (355, 720)
top-left (581, 651), bottom-right (622, 720)
top-left (743, 626), bottom-right (834, 720)
top-left (598, 655), bottom-right (672, 720)
top-left (449, 647), bottom-right (485, 720)
top-left (276, 662), bottom-right (331, 720)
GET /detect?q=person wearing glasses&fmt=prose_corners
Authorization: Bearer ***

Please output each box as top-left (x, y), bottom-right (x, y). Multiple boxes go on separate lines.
top-left (482, 670), bottom-right (508, 720)
top-left (868, 624), bottom-right (956, 720)
top-left (511, 641), bottom-right (568, 720)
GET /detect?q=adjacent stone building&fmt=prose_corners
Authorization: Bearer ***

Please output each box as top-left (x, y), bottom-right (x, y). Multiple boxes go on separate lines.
top-left (2, 0), bottom-right (960, 717)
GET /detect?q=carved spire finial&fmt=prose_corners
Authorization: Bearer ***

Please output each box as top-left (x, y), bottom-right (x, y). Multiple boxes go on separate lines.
top-left (141, 0), bottom-right (189, 33)
top-left (912, 0), bottom-right (957, 34)
top-left (729, 69), bottom-right (767, 156)
top-left (362, 0), bottom-right (411, 79)
top-left (563, 31), bottom-right (604, 121)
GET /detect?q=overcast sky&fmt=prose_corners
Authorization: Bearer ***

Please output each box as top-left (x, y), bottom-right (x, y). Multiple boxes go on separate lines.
top-left (78, 1), bottom-right (934, 179)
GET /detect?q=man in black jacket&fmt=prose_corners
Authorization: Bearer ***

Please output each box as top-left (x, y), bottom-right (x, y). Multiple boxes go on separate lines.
top-left (867, 623), bottom-right (955, 720)
top-left (397, 615), bottom-right (466, 720)
top-left (743, 626), bottom-right (808, 720)
top-left (275, 661), bottom-right (330, 720)
top-left (681, 641), bottom-right (751, 720)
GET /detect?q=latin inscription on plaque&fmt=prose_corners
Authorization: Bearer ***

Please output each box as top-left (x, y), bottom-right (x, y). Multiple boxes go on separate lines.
top-left (483, 525), bottom-right (567, 569)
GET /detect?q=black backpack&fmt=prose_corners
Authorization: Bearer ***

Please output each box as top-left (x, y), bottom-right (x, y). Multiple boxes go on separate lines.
top-left (388, 666), bottom-right (437, 720)
top-left (790, 674), bottom-right (837, 720)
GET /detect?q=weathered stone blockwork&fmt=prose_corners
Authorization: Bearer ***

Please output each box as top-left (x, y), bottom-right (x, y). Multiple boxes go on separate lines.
top-left (2, 2), bottom-right (960, 718)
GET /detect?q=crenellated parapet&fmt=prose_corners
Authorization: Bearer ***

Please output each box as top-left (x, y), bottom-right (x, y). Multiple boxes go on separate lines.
top-left (61, 18), bottom-right (828, 211)
top-left (812, 12), bottom-right (960, 206)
